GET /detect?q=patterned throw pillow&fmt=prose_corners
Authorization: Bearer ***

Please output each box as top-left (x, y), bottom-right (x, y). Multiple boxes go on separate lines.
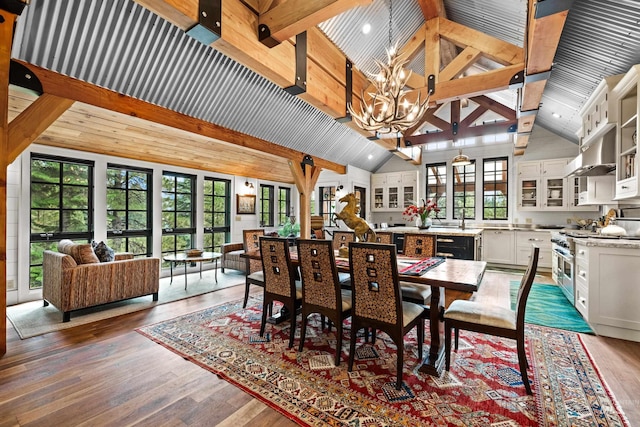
top-left (74, 243), bottom-right (100, 264)
top-left (94, 241), bottom-right (115, 262)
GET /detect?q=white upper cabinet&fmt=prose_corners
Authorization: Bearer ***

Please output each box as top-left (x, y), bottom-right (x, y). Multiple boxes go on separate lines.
top-left (612, 65), bottom-right (640, 199)
top-left (578, 74), bottom-right (624, 148)
top-left (371, 171), bottom-right (419, 211)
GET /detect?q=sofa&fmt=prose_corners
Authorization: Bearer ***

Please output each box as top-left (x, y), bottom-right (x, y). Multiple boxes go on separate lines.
top-left (42, 240), bottom-right (160, 322)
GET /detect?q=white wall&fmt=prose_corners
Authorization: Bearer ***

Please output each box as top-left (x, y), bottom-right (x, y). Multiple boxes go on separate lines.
top-left (316, 165), bottom-right (372, 229)
top-left (9, 144), bottom-right (296, 304)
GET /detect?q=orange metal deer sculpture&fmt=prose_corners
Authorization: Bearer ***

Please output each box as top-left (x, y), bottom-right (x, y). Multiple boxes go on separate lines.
top-left (333, 193), bottom-right (376, 242)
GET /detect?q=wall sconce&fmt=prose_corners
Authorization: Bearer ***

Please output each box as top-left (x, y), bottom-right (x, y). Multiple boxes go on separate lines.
top-left (337, 185), bottom-right (344, 191)
top-left (244, 180), bottom-right (254, 195)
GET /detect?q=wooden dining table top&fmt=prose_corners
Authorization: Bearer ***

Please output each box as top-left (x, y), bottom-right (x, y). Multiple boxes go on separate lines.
top-left (242, 249), bottom-right (486, 293)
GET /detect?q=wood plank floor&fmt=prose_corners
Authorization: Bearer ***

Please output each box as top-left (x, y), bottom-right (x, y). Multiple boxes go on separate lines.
top-left (1, 270), bottom-right (639, 426)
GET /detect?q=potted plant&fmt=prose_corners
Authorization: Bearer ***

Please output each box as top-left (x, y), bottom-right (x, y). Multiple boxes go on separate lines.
top-left (402, 199), bottom-right (440, 229)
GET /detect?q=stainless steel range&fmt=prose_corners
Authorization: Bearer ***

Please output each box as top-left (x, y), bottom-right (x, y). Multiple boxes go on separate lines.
top-left (550, 231), bottom-right (575, 304)
top-left (551, 228), bottom-right (640, 307)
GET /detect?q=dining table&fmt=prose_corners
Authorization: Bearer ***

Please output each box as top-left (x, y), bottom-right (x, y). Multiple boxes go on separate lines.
top-left (241, 247), bottom-right (487, 377)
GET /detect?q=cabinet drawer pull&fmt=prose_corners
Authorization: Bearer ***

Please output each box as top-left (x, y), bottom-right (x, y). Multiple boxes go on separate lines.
top-left (579, 297), bottom-right (586, 304)
top-left (622, 185), bottom-right (629, 189)
top-left (578, 250), bottom-right (585, 255)
top-left (579, 271), bottom-right (586, 277)
top-left (528, 238), bottom-right (543, 241)
top-left (436, 252), bottom-right (454, 258)
top-left (437, 238), bottom-right (454, 243)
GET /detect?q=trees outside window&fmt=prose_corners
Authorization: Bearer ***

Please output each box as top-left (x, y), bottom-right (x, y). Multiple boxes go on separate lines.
top-left (161, 172), bottom-right (195, 265)
top-left (453, 161), bottom-right (476, 220)
top-left (106, 165), bottom-right (152, 256)
top-left (29, 155), bottom-right (94, 289)
top-left (426, 162), bottom-right (447, 219)
top-left (204, 177), bottom-right (231, 252)
top-left (259, 184), bottom-right (274, 227)
top-left (278, 186), bottom-right (291, 225)
top-left (483, 157), bottom-right (508, 220)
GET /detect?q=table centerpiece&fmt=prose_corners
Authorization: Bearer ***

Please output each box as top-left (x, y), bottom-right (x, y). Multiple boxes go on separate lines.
top-left (402, 199), bottom-right (440, 229)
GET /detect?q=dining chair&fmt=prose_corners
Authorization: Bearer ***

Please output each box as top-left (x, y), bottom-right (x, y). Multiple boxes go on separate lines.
top-left (297, 239), bottom-right (352, 365)
top-left (347, 242), bottom-right (428, 390)
top-left (373, 231), bottom-right (393, 244)
top-left (259, 236), bottom-right (302, 348)
top-left (332, 230), bottom-right (355, 251)
top-left (398, 233), bottom-right (436, 305)
top-left (242, 229), bottom-right (266, 308)
top-left (444, 245), bottom-right (540, 395)
top-left (403, 233), bottom-right (435, 258)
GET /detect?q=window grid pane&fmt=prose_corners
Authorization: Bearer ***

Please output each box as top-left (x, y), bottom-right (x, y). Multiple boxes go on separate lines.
top-left (278, 187), bottom-right (291, 226)
top-left (162, 172), bottom-right (195, 257)
top-left (260, 184), bottom-right (275, 227)
top-left (319, 186), bottom-right (336, 226)
top-left (426, 163), bottom-right (447, 219)
top-left (483, 157), bottom-right (509, 220)
top-left (453, 161), bottom-right (476, 219)
top-left (203, 177), bottom-right (231, 252)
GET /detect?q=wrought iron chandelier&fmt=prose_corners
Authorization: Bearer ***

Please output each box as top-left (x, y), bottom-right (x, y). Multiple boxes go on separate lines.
top-left (348, 0), bottom-right (430, 135)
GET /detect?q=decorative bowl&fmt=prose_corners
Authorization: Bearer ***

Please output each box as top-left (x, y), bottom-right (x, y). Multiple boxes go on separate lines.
top-left (185, 249), bottom-right (204, 257)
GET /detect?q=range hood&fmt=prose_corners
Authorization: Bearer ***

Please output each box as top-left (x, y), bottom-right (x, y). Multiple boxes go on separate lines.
top-left (565, 130), bottom-right (616, 177)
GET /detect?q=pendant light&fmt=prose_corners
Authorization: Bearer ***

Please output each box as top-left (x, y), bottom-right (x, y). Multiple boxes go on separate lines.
top-left (451, 149), bottom-right (471, 167)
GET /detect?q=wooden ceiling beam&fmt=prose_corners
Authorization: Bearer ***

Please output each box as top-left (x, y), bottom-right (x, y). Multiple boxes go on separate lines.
top-left (439, 46), bottom-right (482, 82)
top-left (259, 0), bottom-right (371, 47)
top-left (406, 120), bottom-right (517, 146)
top-left (7, 93), bottom-right (74, 163)
top-left (470, 95), bottom-right (516, 120)
top-left (18, 61), bottom-right (346, 176)
top-left (438, 17), bottom-right (524, 66)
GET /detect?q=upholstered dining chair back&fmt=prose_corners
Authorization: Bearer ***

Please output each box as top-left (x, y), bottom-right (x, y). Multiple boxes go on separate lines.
top-left (297, 239), bottom-right (352, 365)
top-left (259, 236), bottom-right (302, 348)
top-left (332, 230), bottom-right (355, 251)
top-left (243, 229), bottom-right (266, 274)
top-left (348, 242), bottom-right (401, 325)
top-left (260, 237), bottom-right (295, 298)
top-left (373, 231), bottom-right (393, 244)
top-left (403, 233), bottom-right (435, 258)
top-left (348, 241), bottom-right (427, 390)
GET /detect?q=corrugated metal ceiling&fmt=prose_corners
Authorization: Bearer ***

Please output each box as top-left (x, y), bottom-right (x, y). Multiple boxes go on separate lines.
top-left (10, 0), bottom-right (640, 170)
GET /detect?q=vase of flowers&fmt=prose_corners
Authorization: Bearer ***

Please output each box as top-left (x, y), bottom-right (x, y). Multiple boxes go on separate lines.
top-left (402, 199), bottom-right (440, 229)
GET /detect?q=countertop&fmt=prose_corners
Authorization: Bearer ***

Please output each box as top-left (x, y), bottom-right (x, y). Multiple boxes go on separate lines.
top-left (375, 226), bottom-right (483, 236)
top-left (573, 237), bottom-right (640, 249)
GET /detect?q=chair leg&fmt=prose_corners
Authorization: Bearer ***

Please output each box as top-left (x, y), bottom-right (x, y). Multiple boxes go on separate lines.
top-left (335, 321), bottom-right (343, 366)
top-left (260, 300), bottom-right (269, 337)
top-left (348, 322), bottom-right (358, 372)
top-left (298, 314), bottom-right (308, 353)
top-left (243, 282), bottom-right (251, 308)
top-left (416, 322), bottom-right (424, 360)
top-left (287, 304), bottom-right (296, 349)
top-left (454, 327), bottom-right (459, 351)
top-left (445, 322), bottom-right (452, 371)
top-left (517, 338), bottom-right (532, 395)
top-left (396, 340), bottom-right (404, 390)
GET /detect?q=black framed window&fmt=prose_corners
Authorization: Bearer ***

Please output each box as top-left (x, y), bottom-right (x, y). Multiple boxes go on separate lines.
top-left (106, 165), bottom-right (152, 257)
top-left (259, 184), bottom-right (274, 227)
top-left (453, 160), bottom-right (476, 220)
top-left (161, 172), bottom-right (195, 265)
top-left (483, 157), bottom-right (509, 220)
top-left (277, 186), bottom-right (291, 225)
top-left (204, 177), bottom-right (231, 252)
top-left (29, 154), bottom-right (94, 289)
top-left (426, 162), bottom-right (447, 219)
top-left (319, 186), bottom-right (336, 226)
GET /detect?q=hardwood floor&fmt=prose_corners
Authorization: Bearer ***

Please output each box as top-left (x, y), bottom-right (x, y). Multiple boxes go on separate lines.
top-left (1, 270), bottom-right (639, 426)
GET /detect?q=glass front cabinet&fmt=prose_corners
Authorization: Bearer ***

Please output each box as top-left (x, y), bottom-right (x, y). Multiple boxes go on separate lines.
top-left (613, 65), bottom-right (640, 199)
top-left (371, 171), bottom-right (419, 211)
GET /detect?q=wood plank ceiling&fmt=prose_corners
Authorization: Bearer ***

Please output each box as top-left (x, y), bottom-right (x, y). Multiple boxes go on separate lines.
top-left (8, 0), bottom-right (571, 184)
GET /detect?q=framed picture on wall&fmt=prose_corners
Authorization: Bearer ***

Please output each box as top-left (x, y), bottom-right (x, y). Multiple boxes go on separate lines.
top-left (237, 194), bottom-right (256, 214)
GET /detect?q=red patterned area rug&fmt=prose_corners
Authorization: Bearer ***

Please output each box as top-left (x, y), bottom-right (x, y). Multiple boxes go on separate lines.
top-left (137, 297), bottom-right (629, 426)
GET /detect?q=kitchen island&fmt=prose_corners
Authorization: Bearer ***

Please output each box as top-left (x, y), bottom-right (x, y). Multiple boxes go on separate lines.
top-left (375, 226), bottom-right (483, 260)
top-left (574, 237), bottom-right (640, 342)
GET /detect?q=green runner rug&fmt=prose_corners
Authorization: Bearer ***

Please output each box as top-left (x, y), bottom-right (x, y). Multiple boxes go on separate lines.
top-left (510, 282), bottom-right (594, 334)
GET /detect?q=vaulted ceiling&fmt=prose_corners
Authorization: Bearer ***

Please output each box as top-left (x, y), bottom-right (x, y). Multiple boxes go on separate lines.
top-left (7, 0), bottom-right (640, 183)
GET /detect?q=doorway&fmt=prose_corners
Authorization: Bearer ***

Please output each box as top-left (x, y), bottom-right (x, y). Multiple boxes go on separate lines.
top-left (353, 186), bottom-right (366, 220)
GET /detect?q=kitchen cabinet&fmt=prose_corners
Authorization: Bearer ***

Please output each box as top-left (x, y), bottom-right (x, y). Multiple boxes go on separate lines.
top-left (371, 171), bottom-right (418, 211)
top-left (517, 159), bottom-right (591, 211)
top-left (482, 229), bottom-right (515, 264)
top-left (435, 235), bottom-right (478, 260)
top-left (574, 240), bottom-right (640, 342)
top-left (613, 65), bottom-right (640, 199)
top-left (578, 74), bottom-right (623, 147)
top-left (577, 175), bottom-right (616, 205)
top-left (515, 230), bottom-right (551, 270)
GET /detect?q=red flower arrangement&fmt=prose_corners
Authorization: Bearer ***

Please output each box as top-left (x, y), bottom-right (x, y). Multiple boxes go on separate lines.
top-left (402, 199), bottom-right (440, 223)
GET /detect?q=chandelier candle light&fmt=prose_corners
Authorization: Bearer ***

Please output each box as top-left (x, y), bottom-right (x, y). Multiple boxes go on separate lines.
top-left (402, 199), bottom-right (440, 229)
top-left (348, 0), bottom-right (430, 135)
